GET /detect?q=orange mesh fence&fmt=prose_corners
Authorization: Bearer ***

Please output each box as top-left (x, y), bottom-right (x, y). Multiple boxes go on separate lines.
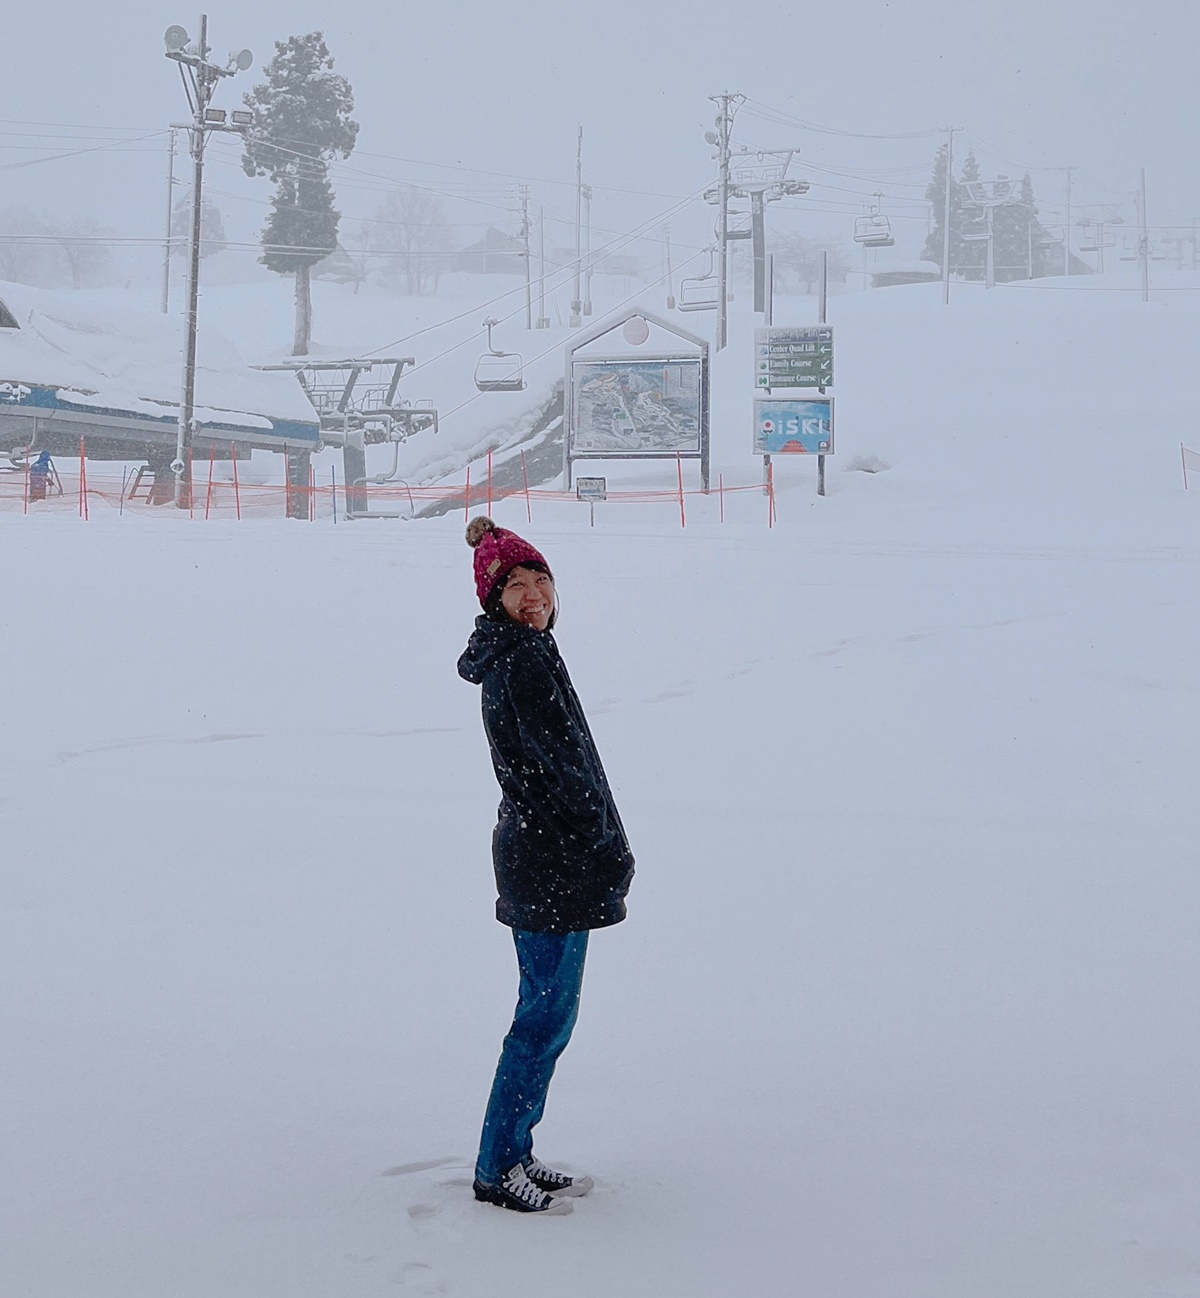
top-left (0, 458), bottom-right (775, 525)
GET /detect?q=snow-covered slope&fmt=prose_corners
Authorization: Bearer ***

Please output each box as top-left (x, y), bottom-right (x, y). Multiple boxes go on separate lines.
top-left (2, 277), bottom-right (1198, 1298)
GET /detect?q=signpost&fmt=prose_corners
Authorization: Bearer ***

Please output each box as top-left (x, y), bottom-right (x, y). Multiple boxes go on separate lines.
top-left (576, 475), bottom-right (606, 526)
top-left (752, 321), bottom-right (834, 497)
top-left (754, 327), bottom-right (833, 391)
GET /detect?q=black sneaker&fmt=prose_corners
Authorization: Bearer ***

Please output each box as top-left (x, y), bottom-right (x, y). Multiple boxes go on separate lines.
top-left (524, 1156), bottom-right (595, 1198)
top-left (473, 1162), bottom-right (573, 1214)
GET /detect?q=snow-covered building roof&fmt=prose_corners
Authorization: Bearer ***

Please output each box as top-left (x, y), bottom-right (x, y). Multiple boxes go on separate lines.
top-left (0, 282), bottom-right (319, 454)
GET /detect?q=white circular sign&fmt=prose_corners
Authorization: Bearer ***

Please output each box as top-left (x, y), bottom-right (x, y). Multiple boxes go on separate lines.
top-left (622, 316), bottom-right (650, 345)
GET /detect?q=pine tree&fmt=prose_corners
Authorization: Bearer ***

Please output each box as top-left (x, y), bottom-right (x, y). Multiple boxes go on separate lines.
top-left (921, 142), bottom-right (951, 270)
top-left (921, 145), bottom-right (985, 278)
top-left (241, 32), bottom-right (358, 355)
top-left (955, 151), bottom-right (988, 281)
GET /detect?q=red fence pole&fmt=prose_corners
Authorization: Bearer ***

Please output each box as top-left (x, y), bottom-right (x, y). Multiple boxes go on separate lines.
top-left (187, 446), bottom-right (194, 519)
top-left (719, 473), bottom-right (725, 524)
top-left (205, 444), bottom-right (216, 520)
top-left (767, 460), bottom-right (776, 529)
top-left (487, 449), bottom-right (493, 515)
top-left (22, 445), bottom-right (30, 515)
top-left (464, 464), bottom-right (471, 523)
top-left (78, 438), bottom-right (88, 520)
top-left (309, 464), bottom-right (315, 521)
top-left (231, 443), bottom-right (242, 520)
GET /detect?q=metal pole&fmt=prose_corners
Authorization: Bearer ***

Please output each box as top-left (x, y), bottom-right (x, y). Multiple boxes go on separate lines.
top-left (537, 207), bottom-right (548, 328)
top-left (715, 95), bottom-right (732, 350)
top-left (664, 222), bottom-right (675, 309)
top-left (1140, 168), bottom-right (1150, 303)
top-left (765, 252), bottom-right (774, 326)
top-left (751, 189), bottom-right (766, 312)
top-left (520, 185), bottom-right (532, 330)
top-left (819, 249), bottom-right (828, 324)
top-left (941, 127), bottom-right (954, 305)
top-left (818, 250), bottom-right (827, 496)
top-left (175, 12), bottom-right (209, 507)
top-left (985, 205), bottom-right (995, 289)
top-left (583, 184), bottom-right (593, 316)
top-left (161, 128), bottom-right (177, 313)
top-left (570, 126), bottom-right (582, 326)
top-left (1063, 166), bottom-right (1074, 275)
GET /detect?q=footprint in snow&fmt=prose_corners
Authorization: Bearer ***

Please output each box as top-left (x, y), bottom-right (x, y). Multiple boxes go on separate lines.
top-left (392, 1260), bottom-right (451, 1294)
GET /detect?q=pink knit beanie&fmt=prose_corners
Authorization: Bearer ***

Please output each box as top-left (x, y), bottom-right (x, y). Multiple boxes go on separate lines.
top-left (466, 516), bottom-right (552, 607)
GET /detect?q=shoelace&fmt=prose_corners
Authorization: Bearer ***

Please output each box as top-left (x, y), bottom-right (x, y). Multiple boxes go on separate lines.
top-left (525, 1157), bottom-right (569, 1187)
top-left (503, 1165), bottom-right (549, 1206)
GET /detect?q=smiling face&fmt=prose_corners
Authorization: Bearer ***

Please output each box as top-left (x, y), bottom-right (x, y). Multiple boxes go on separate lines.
top-left (499, 565), bottom-right (555, 631)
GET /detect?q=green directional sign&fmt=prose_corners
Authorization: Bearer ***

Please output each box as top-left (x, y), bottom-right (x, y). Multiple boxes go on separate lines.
top-left (754, 326), bottom-right (833, 390)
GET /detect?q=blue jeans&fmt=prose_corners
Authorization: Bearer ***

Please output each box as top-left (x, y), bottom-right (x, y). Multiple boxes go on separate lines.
top-left (475, 928), bottom-right (589, 1185)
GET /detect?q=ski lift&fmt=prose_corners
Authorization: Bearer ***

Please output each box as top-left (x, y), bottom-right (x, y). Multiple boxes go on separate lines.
top-left (854, 193), bottom-right (894, 248)
top-left (473, 318), bottom-right (525, 393)
top-left (677, 246), bottom-right (720, 311)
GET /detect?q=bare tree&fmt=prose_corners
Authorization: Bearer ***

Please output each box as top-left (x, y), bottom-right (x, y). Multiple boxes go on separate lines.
top-left (48, 216), bottom-right (113, 290)
top-left (374, 187), bottom-right (456, 295)
top-left (768, 232), bottom-right (851, 295)
top-left (0, 206), bottom-right (55, 286)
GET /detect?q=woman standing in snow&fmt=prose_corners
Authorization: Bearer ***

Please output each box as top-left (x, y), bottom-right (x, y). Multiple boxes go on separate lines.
top-left (458, 516), bottom-right (634, 1216)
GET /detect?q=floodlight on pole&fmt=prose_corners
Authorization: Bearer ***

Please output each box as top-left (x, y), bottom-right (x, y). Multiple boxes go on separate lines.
top-left (163, 13), bottom-right (252, 508)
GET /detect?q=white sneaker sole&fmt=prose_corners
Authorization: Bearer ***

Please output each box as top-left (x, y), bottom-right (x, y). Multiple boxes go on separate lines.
top-left (548, 1174), bottom-right (595, 1198)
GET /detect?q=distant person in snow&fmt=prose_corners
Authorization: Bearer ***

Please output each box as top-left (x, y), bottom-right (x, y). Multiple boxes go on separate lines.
top-left (457, 516), bottom-right (634, 1215)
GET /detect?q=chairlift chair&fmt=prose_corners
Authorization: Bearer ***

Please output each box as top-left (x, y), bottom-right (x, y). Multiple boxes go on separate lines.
top-left (677, 246), bottom-right (720, 312)
top-left (854, 193), bottom-right (895, 248)
top-left (854, 215), bottom-right (895, 248)
top-left (473, 318), bottom-right (526, 393)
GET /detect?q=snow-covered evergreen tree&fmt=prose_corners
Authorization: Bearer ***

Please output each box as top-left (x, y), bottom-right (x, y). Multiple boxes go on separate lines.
top-left (170, 193), bottom-right (226, 261)
top-left (240, 32), bottom-right (358, 354)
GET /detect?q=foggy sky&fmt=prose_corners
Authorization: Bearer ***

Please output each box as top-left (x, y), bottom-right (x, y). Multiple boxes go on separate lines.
top-left (5, 0), bottom-right (1198, 265)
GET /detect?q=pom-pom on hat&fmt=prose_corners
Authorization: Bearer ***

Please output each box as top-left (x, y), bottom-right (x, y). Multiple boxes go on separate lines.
top-left (466, 515), bottom-right (551, 607)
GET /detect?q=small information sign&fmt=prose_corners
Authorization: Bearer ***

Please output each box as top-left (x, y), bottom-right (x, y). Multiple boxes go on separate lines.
top-left (754, 397), bottom-right (834, 455)
top-left (754, 326), bottom-right (833, 390)
top-left (575, 477), bottom-right (607, 501)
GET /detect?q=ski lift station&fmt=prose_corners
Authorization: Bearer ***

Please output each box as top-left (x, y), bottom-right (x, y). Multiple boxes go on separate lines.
top-left (0, 282), bottom-right (320, 500)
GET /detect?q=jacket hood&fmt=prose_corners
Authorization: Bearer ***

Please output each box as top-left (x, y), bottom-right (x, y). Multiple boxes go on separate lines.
top-left (457, 614), bottom-right (547, 685)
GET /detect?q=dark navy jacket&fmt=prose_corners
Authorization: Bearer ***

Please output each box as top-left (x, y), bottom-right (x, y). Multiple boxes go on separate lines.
top-left (458, 615), bottom-right (634, 933)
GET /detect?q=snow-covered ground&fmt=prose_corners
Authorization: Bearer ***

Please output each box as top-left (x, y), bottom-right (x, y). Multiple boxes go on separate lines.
top-left (2, 276), bottom-right (1199, 1297)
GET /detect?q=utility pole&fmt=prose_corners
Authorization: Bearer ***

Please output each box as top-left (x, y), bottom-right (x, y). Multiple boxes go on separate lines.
top-left (707, 91), bottom-right (743, 351)
top-left (941, 126), bottom-right (955, 305)
top-left (582, 183), bottom-right (593, 316)
top-left (1062, 166), bottom-right (1075, 275)
top-left (161, 128), bottom-right (177, 314)
top-left (1139, 168), bottom-right (1150, 303)
top-left (164, 16), bottom-right (252, 507)
top-left (519, 185), bottom-right (532, 330)
top-left (571, 126), bottom-right (583, 327)
top-left (536, 207), bottom-right (549, 328)
top-left (664, 222), bottom-right (675, 309)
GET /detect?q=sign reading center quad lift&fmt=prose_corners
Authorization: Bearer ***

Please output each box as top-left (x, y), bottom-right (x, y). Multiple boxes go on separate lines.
top-left (755, 326), bottom-right (833, 390)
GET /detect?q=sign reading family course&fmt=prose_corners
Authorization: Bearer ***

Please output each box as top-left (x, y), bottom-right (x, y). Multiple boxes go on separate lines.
top-left (754, 397), bottom-right (834, 455)
top-left (754, 326), bottom-right (833, 390)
